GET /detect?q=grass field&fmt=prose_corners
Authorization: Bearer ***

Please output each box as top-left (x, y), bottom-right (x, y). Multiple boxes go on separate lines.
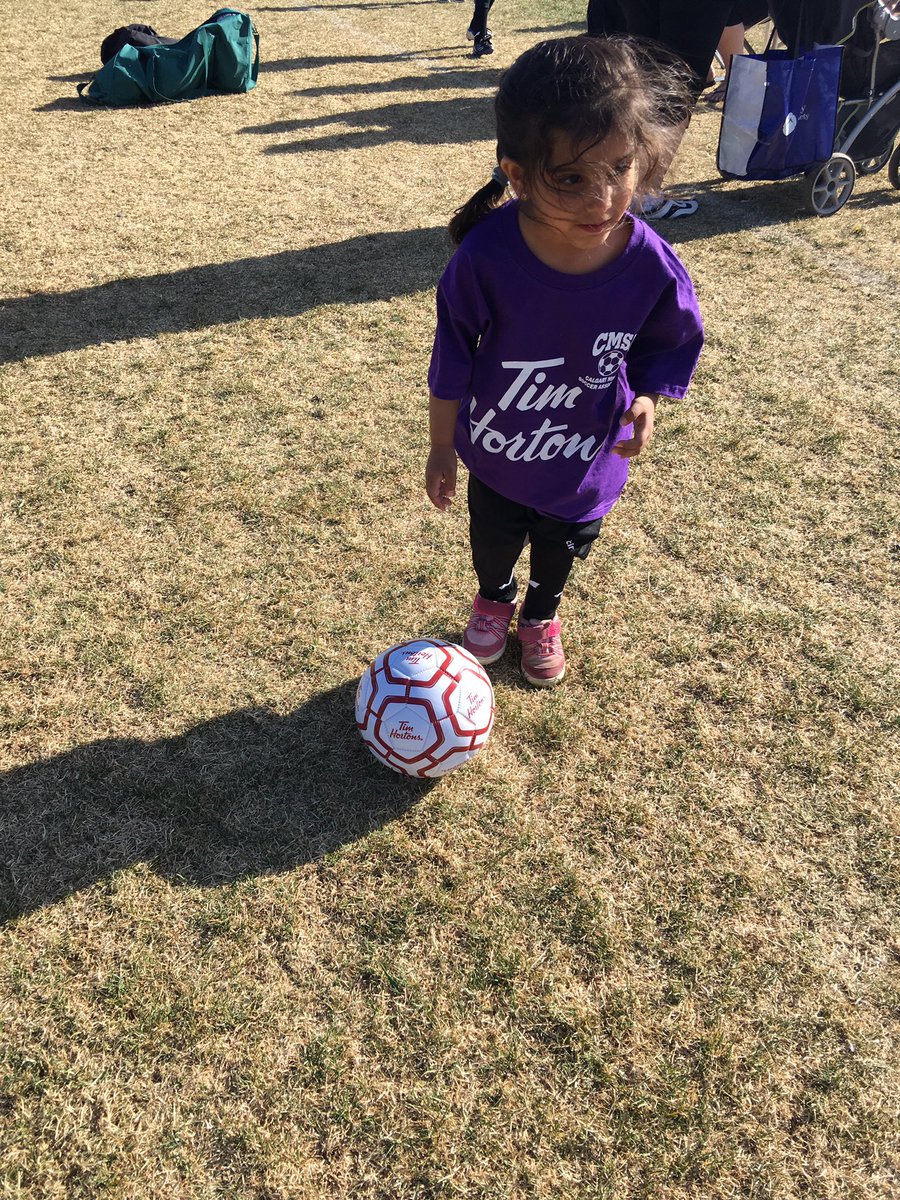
top-left (1, 1), bottom-right (899, 1196)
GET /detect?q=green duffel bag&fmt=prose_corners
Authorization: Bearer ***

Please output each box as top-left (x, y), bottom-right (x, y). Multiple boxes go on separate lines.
top-left (79, 9), bottom-right (259, 105)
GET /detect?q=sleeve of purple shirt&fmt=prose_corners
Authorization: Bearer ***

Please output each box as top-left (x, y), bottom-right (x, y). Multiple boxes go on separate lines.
top-left (625, 269), bottom-right (704, 400)
top-left (427, 251), bottom-right (488, 403)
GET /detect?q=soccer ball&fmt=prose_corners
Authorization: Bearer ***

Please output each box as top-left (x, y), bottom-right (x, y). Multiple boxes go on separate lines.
top-left (355, 639), bottom-right (495, 778)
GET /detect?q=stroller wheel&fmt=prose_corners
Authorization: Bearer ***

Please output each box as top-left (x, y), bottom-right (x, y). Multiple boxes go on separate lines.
top-left (889, 143), bottom-right (900, 190)
top-left (802, 154), bottom-right (856, 217)
top-left (855, 147), bottom-right (893, 175)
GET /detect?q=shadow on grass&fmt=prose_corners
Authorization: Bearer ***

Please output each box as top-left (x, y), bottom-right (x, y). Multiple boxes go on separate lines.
top-left (258, 1), bottom-right (443, 9)
top-left (0, 681), bottom-right (435, 922)
top-left (656, 177), bottom-right (900, 246)
top-left (260, 48), bottom-right (460, 71)
top-left (34, 96), bottom-right (96, 112)
top-left (293, 67), bottom-right (503, 97)
top-left (0, 226), bottom-right (447, 364)
top-left (249, 95), bottom-right (493, 154)
top-left (513, 23), bottom-right (584, 34)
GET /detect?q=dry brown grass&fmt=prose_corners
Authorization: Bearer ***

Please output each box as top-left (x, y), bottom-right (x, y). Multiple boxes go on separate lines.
top-left (1, 1), bottom-right (899, 1197)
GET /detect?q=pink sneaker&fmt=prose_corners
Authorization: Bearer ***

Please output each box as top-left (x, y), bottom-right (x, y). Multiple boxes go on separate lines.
top-left (463, 594), bottom-right (516, 664)
top-left (517, 616), bottom-right (566, 687)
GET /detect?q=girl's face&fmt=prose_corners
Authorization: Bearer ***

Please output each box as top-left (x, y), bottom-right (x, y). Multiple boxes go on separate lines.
top-left (502, 131), bottom-right (637, 267)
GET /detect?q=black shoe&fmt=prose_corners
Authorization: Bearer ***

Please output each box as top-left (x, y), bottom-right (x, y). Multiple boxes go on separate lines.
top-left (473, 32), bottom-right (494, 57)
top-left (467, 24), bottom-right (491, 40)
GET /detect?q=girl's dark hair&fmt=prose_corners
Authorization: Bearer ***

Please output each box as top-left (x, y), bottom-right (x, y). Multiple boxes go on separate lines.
top-left (449, 35), bottom-right (693, 244)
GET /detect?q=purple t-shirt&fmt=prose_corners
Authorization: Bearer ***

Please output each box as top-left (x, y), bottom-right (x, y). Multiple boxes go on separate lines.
top-left (428, 201), bottom-right (704, 521)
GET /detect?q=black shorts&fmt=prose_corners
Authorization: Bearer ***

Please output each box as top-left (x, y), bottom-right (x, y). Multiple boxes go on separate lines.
top-left (620, 0), bottom-right (736, 96)
top-left (729, 1), bottom-right (768, 26)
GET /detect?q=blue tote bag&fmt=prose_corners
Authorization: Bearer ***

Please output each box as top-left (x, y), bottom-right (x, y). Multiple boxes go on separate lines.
top-left (717, 44), bottom-right (843, 180)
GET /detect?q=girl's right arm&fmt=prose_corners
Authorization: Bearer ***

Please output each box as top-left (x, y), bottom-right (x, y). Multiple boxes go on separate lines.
top-left (425, 394), bottom-right (460, 513)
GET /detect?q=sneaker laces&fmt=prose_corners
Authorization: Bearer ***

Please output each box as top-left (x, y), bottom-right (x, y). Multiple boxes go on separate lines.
top-left (521, 622), bottom-right (562, 657)
top-left (471, 611), bottom-right (507, 638)
top-left (531, 631), bottom-right (560, 657)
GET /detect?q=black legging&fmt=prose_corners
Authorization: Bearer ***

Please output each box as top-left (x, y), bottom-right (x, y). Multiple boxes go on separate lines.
top-left (468, 477), bottom-right (602, 622)
top-left (470, 0), bottom-right (495, 39)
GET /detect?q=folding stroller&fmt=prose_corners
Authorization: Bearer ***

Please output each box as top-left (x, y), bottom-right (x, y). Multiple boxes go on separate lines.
top-left (722, 0), bottom-right (900, 214)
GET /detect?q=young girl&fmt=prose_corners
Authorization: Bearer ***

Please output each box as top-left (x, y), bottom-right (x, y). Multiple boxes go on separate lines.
top-left (426, 36), bottom-right (704, 687)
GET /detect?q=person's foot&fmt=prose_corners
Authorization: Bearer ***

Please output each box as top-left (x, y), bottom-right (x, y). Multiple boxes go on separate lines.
top-left (517, 616), bottom-right (566, 687)
top-left (703, 82), bottom-right (728, 104)
top-left (463, 594), bottom-right (516, 664)
top-left (467, 24), bottom-right (491, 39)
top-left (472, 32), bottom-right (494, 57)
top-left (639, 196), bottom-right (699, 220)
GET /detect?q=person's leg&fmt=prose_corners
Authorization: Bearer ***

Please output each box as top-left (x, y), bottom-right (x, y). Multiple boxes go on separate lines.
top-left (628, 0), bottom-right (733, 215)
top-left (468, 476), bottom-right (528, 604)
top-left (704, 22), bottom-right (745, 102)
top-left (468, 0), bottom-right (493, 46)
top-left (639, 114), bottom-right (691, 206)
top-left (464, 476), bottom-right (528, 662)
top-left (658, 0), bottom-right (734, 97)
top-left (516, 515), bottom-right (602, 686)
top-left (717, 22), bottom-right (746, 75)
top-left (520, 541), bottom-right (575, 622)
top-left (520, 516), bottom-right (602, 621)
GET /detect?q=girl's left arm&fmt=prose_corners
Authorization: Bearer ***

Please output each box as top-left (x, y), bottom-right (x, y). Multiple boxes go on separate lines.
top-left (611, 393), bottom-right (659, 459)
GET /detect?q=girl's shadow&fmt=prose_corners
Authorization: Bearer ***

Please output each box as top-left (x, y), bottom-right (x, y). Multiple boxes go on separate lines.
top-left (1, 681), bottom-right (432, 923)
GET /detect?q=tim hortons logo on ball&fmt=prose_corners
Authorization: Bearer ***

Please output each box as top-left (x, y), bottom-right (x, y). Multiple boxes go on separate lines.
top-left (464, 692), bottom-right (485, 722)
top-left (402, 650), bottom-right (432, 665)
top-left (391, 719), bottom-right (423, 742)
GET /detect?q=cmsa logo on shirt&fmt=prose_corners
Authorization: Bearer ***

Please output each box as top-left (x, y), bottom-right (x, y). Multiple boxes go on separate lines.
top-left (580, 330), bottom-right (635, 391)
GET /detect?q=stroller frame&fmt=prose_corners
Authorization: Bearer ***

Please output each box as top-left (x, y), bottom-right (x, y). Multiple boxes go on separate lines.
top-left (799, 0), bottom-right (900, 212)
top-left (724, 0), bottom-right (900, 213)
top-left (836, 37), bottom-right (900, 161)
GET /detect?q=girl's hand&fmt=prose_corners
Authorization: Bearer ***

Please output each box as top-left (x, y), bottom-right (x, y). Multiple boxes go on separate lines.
top-left (426, 446), bottom-right (458, 512)
top-left (612, 394), bottom-right (658, 458)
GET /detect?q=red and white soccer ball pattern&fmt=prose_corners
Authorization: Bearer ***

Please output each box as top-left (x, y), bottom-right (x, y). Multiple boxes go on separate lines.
top-left (355, 639), bottom-right (495, 778)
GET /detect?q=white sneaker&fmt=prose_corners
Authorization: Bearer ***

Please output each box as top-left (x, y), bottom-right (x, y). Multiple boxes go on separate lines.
top-left (640, 197), bottom-right (699, 220)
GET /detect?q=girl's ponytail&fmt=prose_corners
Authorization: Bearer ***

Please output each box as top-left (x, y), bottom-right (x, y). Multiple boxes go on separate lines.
top-left (448, 165), bottom-right (509, 245)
